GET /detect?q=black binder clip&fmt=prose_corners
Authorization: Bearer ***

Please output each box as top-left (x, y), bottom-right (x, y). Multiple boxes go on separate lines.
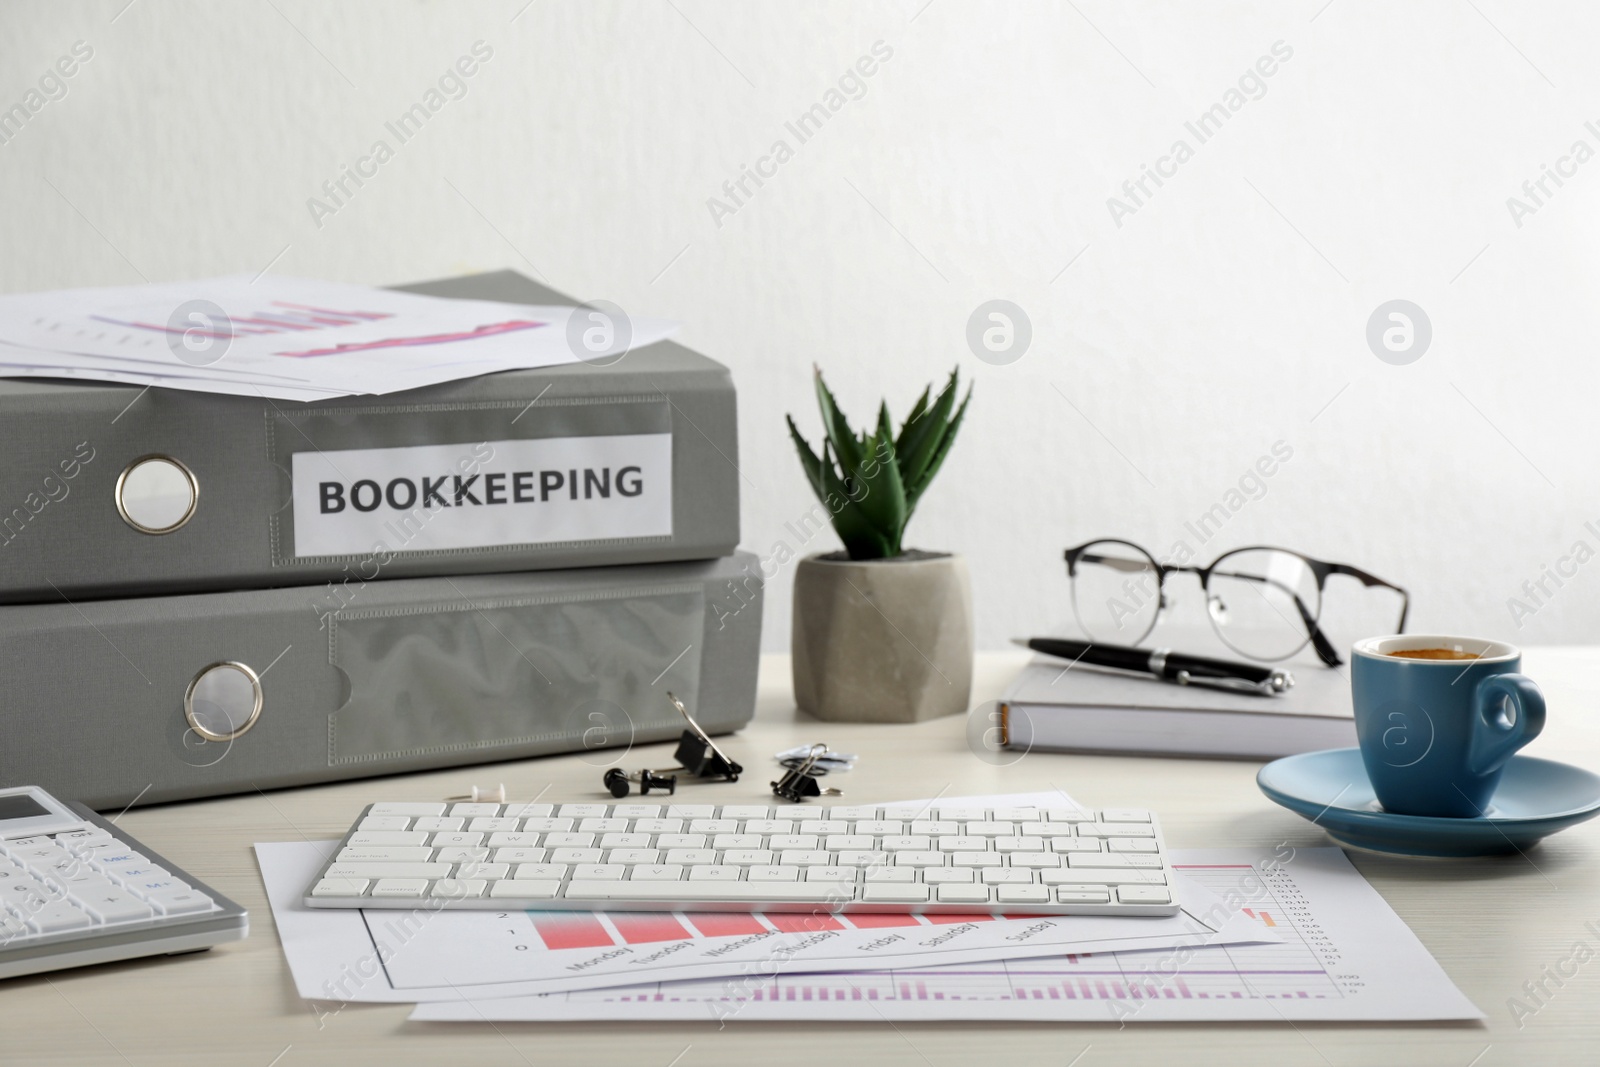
top-left (603, 768), bottom-right (678, 798)
top-left (600, 692), bottom-right (743, 797)
top-left (771, 743), bottom-right (843, 803)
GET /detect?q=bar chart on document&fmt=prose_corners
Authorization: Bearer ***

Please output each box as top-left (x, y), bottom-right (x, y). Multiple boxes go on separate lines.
top-left (411, 848), bottom-right (1483, 1022)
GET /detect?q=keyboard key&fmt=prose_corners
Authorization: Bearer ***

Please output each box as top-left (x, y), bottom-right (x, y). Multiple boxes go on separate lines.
top-left (1050, 838), bottom-right (1103, 852)
top-left (712, 834), bottom-right (763, 850)
top-left (1052, 884), bottom-right (1112, 902)
top-left (777, 851), bottom-right (832, 867)
top-left (804, 866), bottom-right (856, 883)
top-left (369, 803), bottom-right (446, 816)
top-left (992, 837), bottom-right (1043, 853)
top-left (981, 869), bottom-right (1035, 885)
top-left (146, 889), bottom-right (216, 915)
top-left (862, 884), bottom-right (929, 904)
top-left (501, 803), bottom-right (554, 819)
top-left (936, 836), bottom-right (988, 852)
top-left (548, 848), bottom-right (603, 864)
top-left (890, 852), bottom-right (945, 868)
top-left (413, 817), bottom-right (467, 831)
top-left (799, 820), bottom-right (851, 835)
top-left (493, 848), bottom-right (547, 864)
top-left (656, 834), bottom-right (707, 849)
top-left (718, 806), bottom-right (774, 820)
top-left (825, 835), bottom-right (876, 851)
top-left (579, 818), bottom-right (632, 833)
top-left (609, 804), bottom-right (661, 818)
top-left (922, 868), bottom-right (975, 884)
top-left (663, 850), bottom-right (718, 866)
top-left (1108, 839), bottom-right (1161, 853)
top-left (349, 831), bottom-right (430, 846)
top-left (991, 808), bottom-right (1043, 822)
top-left (745, 866), bottom-right (799, 882)
top-left (522, 818), bottom-right (575, 833)
top-left (543, 833), bottom-right (596, 849)
top-left (565, 880), bottom-right (836, 903)
top-left (864, 867), bottom-right (916, 883)
top-left (514, 864), bottom-right (568, 880)
top-left (743, 820), bottom-right (794, 835)
top-left (688, 866), bottom-right (742, 882)
top-left (451, 803), bottom-right (504, 817)
top-left (721, 850), bottom-right (774, 866)
top-left (340, 847), bottom-right (435, 862)
top-left (768, 834), bottom-right (820, 851)
top-left (431, 879), bottom-right (487, 898)
top-left (312, 877), bottom-right (370, 897)
top-left (664, 804), bottom-right (719, 818)
top-left (573, 865), bottom-right (627, 881)
top-left (690, 819), bottom-right (741, 834)
top-left (325, 862), bottom-right (452, 880)
top-left (633, 819), bottom-right (682, 834)
top-left (358, 816), bottom-right (412, 831)
top-left (434, 847), bottom-right (491, 864)
top-left (606, 849), bottom-right (660, 865)
top-left (853, 820), bottom-right (903, 836)
top-left (598, 833), bottom-right (652, 849)
top-left (1008, 853), bottom-right (1062, 868)
top-left (1100, 809), bottom-right (1152, 823)
top-left (1066, 853), bottom-right (1161, 869)
top-left (1044, 809), bottom-right (1097, 822)
top-left (880, 836), bottom-right (931, 852)
top-left (909, 821), bottom-right (959, 836)
top-left (950, 852), bottom-right (1002, 868)
top-left (997, 885), bottom-right (1051, 905)
top-left (1078, 823), bottom-right (1156, 838)
top-left (936, 885), bottom-right (991, 904)
top-left (1117, 886), bottom-right (1172, 905)
top-left (490, 880), bottom-right (559, 900)
top-left (366, 879), bottom-right (431, 906)
top-left (834, 851), bottom-right (890, 868)
top-left (1040, 870), bottom-right (1167, 886)
top-left (486, 832), bottom-right (542, 848)
top-left (822, 806), bottom-right (880, 820)
top-left (455, 862), bottom-right (509, 880)
top-left (469, 817), bottom-right (522, 833)
top-left (629, 865), bottom-right (684, 881)
top-left (429, 832), bottom-right (485, 848)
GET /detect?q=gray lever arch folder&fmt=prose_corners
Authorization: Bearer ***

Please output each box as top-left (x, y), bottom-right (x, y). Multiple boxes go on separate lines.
top-left (0, 270), bottom-right (738, 603)
top-left (0, 552), bottom-right (763, 810)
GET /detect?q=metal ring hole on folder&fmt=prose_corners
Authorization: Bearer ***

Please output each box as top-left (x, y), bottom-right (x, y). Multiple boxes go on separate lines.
top-left (115, 455), bottom-right (198, 534)
top-left (184, 662), bottom-right (263, 742)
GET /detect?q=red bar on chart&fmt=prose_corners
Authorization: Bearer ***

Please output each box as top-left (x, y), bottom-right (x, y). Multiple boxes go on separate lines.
top-left (529, 911), bottom-right (615, 950)
top-left (608, 913), bottom-right (694, 944)
top-left (845, 913), bottom-right (921, 928)
top-left (687, 913), bottom-right (769, 937)
top-left (767, 913), bottom-right (845, 933)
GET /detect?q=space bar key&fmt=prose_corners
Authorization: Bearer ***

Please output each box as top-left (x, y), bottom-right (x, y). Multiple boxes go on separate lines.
top-left (563, 880), bottom-right (838, 903)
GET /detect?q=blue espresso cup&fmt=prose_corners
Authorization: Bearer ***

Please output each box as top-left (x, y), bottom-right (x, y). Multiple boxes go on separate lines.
top-left (1350, 635), bottom-right (1546, 818)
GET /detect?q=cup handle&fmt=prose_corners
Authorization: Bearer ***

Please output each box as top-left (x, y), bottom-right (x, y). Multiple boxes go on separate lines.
top-left (1468, 673), bottom-right (1546, 776)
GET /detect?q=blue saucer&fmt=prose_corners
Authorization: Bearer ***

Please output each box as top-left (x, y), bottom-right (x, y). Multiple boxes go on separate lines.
top-left (1257, 748), bottom-right (1600, 857)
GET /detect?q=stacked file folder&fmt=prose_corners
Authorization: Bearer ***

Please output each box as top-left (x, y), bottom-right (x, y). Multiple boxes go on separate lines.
top-left (0, 271), bottom-right (760, 808)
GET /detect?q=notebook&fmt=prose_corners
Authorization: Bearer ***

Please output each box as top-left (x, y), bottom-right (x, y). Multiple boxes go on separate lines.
top-left (1000, 646), bottom-right (1354, 761)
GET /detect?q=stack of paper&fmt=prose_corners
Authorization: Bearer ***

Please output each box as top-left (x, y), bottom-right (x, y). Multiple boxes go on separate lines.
top-left (0, 276), bottom-right (678, 401)
top-left (254, 792), bottom-right (1483, 1023)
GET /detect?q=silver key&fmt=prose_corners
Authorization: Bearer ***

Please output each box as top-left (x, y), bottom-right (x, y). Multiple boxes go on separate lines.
top-left (312, 877), bottom-right (370, 897)
top-left (688, 865), bottom-right (743, 882)
top-left (370, 879), bottom-right (428, 898)
top-left (936, 885), bottom-right (991, 904)
top-left (997, 885), bottom-right (1051, 904)
top-left (1117, 885), bottom-right (1172, 905)
top-left (862, 884), bottom-right (929, 903)
top-left (26, 901), bottom-right (93, 933)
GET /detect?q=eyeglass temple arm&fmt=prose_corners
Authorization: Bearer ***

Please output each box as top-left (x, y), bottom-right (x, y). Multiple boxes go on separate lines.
top-left (1323, 562), bottom-right (1411, 633)
top-left (1207, 565), bottom-right (1343, 667)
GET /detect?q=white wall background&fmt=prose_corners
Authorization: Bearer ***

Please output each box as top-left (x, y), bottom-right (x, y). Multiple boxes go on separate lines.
top-left (3, 0), bottom-right (1598, 652)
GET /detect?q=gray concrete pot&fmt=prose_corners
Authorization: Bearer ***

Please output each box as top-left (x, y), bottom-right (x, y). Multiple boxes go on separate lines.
top-left (791, 550), bottom-right (974, 723)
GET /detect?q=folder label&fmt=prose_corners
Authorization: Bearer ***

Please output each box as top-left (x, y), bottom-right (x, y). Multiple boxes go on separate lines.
top-left (290, 433), bottom-right (673, 557)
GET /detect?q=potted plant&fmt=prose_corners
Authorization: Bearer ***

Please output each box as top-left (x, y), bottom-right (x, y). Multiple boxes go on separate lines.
top-left (786, 366), bottom-right (974, 722)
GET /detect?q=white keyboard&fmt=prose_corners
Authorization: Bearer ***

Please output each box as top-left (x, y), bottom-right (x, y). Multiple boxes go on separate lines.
top-left (303, 801), bottom-right (1179, 917)
top-left (0, 786), bottom-right (248, 980)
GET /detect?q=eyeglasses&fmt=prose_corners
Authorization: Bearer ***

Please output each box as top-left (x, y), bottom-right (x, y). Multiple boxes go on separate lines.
top-left (1063, 538), bottom-right (1409, 667)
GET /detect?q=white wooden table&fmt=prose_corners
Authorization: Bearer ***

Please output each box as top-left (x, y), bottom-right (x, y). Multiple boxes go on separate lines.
top-left (11, 649), bottom-right (1600, 1066)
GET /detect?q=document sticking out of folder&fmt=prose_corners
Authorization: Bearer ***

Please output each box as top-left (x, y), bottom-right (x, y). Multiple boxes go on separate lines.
top-left (0, 275), bottom-right (679, 400)
top-left (1002, 631), bottom-right (1353, 760)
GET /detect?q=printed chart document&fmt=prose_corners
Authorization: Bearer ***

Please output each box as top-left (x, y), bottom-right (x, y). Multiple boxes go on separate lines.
top-left (411, 848), bottom-right (1483, 1023)
top-left (0, 275), bottom-right (677, 400)
top-left (256, 794), bottom-right (1271, 1003)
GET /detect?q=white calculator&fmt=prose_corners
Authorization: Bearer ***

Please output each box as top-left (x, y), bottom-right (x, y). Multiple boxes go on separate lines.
top-left (0, 786), bottom-right (248, 981)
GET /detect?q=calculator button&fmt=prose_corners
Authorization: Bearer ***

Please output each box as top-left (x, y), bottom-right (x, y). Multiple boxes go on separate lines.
top-left (25, 901), bottom-right (93, 934)
top-left (54, 830), bottom-right (114, 850)
top-left (0, 913), bottom-right (33, 942)
top-left (312, 877), bottom-right (370, 897)
top-left (78, 888), bottom-right (154, 924)
top-left (146, 889), bottom-right (216, 915)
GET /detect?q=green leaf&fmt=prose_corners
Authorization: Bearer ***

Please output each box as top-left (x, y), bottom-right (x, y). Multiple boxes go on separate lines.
top-left (786, 414), bottom-right (826, 503)
top-left (905, 383), bottom-right (971, 510)
top-left (849, 408), bottom-right (908, 555)
top-left (894, 384), bottom-right (932, 455)
top-left (820, 442), bottom-right (893, 559)
top-left (896, 368), bottom-right (961, 490)
top-left (813, 368), bottom-right (864, 473)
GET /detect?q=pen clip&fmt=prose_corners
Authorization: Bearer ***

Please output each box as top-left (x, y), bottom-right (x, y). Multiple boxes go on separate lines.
top-left (1174, 668), bottom-right (1294, 696)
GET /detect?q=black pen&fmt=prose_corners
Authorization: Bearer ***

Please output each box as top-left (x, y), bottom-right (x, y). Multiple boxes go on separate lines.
top-left (1011, 637), bottom-right (1294, 696)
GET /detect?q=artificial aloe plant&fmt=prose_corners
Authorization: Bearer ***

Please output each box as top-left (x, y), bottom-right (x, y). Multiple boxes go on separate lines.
top-left (787, 366), bottom-right (972, 561)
